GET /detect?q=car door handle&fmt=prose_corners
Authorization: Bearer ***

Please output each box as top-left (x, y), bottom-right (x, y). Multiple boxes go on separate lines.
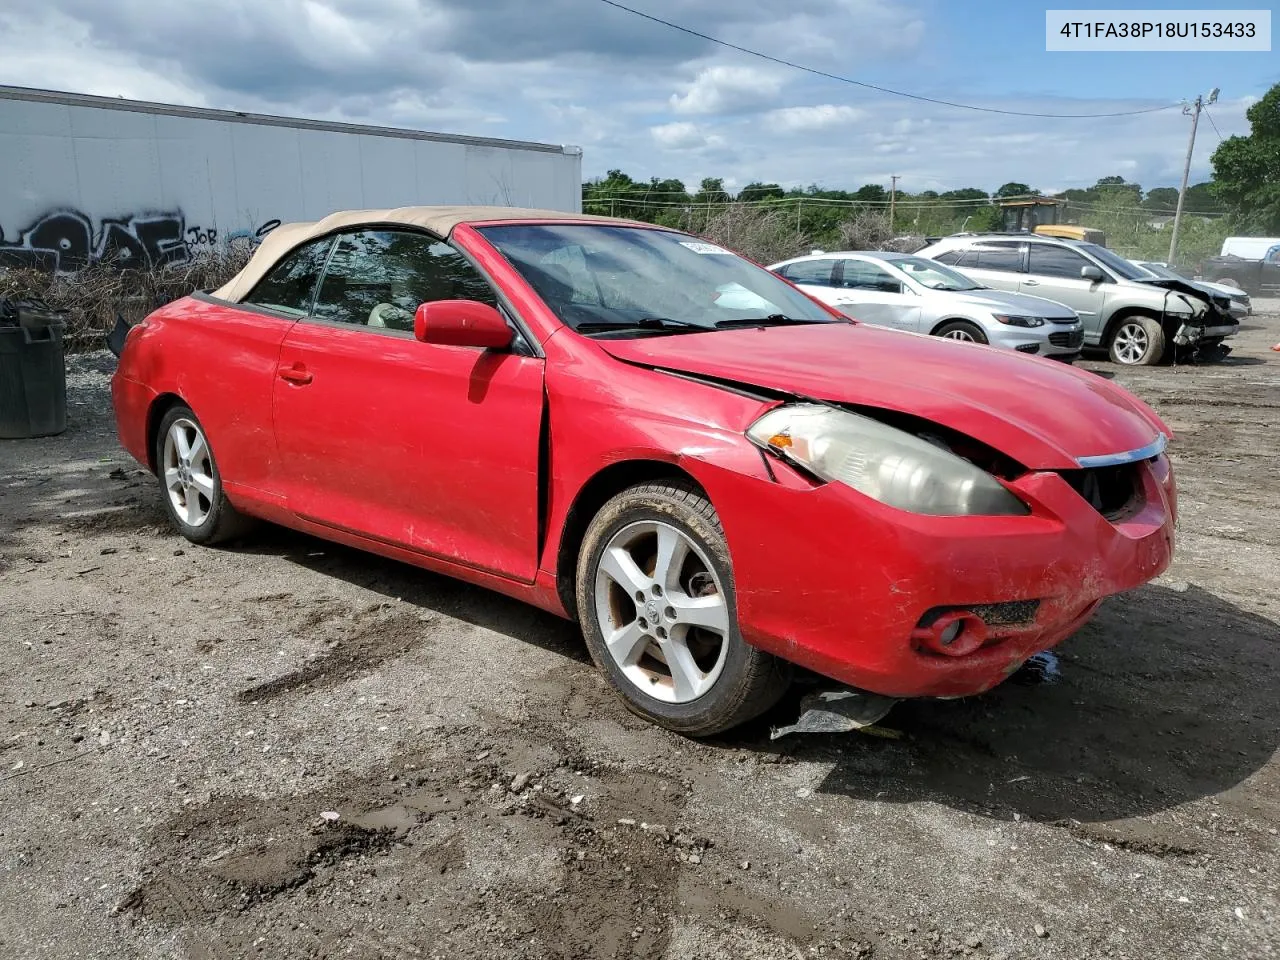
top-left (278, 364), bottom-right (313, 385)
top-left (1023, 279), bottom-right (1040, 286)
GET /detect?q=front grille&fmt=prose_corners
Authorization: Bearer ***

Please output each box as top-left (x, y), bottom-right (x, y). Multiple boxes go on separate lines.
top-left (1049, 329), bottom-right (1084, 348)
top-left (1057, 463), bottom-right (1142, 520)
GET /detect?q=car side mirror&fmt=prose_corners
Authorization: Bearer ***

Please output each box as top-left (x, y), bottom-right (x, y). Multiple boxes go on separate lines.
top-left (1081, 265), bottom-right (1105, 282)
top-left (414, 300), bottom-right (513, 349)
top-left (879, 281), bottom-right (904, 294)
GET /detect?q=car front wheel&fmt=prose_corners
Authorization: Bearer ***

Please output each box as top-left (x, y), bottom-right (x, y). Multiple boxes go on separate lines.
top-left (1108, 316), bottom-right (1165, 365)
top-left (934, 320), bottom-right (989, 344)
top-left (575, 481), bottom-right (790, 736)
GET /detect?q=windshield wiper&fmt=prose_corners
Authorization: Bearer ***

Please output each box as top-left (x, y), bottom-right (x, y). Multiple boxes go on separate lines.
top-left (575, 317), bottom-right (706, 335)
top-left (714, 314), bottom-right (828, 329)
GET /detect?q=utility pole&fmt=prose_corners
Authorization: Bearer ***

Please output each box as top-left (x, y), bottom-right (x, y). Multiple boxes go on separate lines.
top-left (1168, 87), bottom-right (1218, 265)
top-left (889, 175), bottom-right (900, 233)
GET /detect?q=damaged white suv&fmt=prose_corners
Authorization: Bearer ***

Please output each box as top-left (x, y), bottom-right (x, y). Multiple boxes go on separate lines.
top-left (916, 234), bottom-right (1239, 365)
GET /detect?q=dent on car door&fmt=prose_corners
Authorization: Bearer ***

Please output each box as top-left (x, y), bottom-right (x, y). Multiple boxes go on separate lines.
top-left (271, 228), bottom-right (546, 583)
top-left (834, 260), bottom-right (921, 330)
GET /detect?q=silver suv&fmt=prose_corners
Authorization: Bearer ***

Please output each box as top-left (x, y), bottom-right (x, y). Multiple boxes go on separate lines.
top-left (915, 234), bottom-right (1239, 365)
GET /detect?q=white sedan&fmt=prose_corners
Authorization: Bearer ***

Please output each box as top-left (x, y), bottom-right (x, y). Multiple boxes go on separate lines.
top-left (769, 251), bottom-right (1085, 362)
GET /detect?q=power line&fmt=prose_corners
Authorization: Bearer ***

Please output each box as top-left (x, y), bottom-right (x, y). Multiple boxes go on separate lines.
top-left (597, 0), bottom-right (1178, 119)
top-left (1203, 106), bottom-right (1225, 141)
top-left (582, 193), bottom-right (1226, 217)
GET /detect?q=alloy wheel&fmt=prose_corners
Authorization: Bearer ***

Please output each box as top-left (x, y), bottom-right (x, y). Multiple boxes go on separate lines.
top-left (593, 520), bottom-right (730, 703)
top-left (1113, 322), bottom-right (1149, 364)
top-left (162, 418), bottom-right (215, 527)
top-left (942, 329), bottom-right (976, 341)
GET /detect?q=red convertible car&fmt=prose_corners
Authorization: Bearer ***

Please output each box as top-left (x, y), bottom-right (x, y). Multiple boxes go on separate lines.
top-left (110, 206), bottom-right (1177, 735)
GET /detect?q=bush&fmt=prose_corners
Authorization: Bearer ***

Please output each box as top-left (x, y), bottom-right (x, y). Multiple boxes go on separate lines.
top-left (697, 203), bottom-right (812, 265)
top-left (836, 212), bottom-right (895, 251)
top-left (0, 248), bottom-right (251, 351)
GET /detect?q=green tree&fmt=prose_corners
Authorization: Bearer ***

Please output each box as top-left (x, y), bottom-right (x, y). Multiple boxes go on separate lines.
top-left (694, 178), bottom-right (731, 204)
top-left (940, 188), bottom-right (988, 201)
top-left (1210, 82), bottom-right (1280, 233)
top-left (994, 182), bottom-right (1036, 198)
top-left (1184, 181), bottom-right (1226, 215)
top-left (1142, 186), bottom-right (1180, 210)
top-left (739, 182), bottom-right (786, 202)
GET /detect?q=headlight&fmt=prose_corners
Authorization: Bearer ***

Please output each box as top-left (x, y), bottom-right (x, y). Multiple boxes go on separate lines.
top-left (993, 314), bottom-right (1045, 327)
top-left (747, 404), bottom-right (1028, 516)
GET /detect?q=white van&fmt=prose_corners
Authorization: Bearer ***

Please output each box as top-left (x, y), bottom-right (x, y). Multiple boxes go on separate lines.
top-left (1221, 237), bottom-right (1280, 259)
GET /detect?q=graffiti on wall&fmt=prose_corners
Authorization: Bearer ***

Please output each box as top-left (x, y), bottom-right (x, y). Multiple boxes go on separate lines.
top-left (0, 210), bottom-right (280, 273)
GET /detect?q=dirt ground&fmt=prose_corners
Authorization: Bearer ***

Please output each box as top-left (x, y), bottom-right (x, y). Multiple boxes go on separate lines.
top-left (2, 308), bottom-right (1278, 960)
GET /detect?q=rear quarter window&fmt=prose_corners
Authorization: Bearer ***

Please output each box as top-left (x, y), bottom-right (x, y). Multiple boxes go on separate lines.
top-left (243, 237), bottom-right (334, 315)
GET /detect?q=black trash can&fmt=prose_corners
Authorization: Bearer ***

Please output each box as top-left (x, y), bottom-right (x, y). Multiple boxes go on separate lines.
top-left (0, 321), bottom-right (68, 438)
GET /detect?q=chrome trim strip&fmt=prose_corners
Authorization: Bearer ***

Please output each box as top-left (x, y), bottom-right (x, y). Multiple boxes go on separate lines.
top-left (1075, 434), bottom-right (1167, 469)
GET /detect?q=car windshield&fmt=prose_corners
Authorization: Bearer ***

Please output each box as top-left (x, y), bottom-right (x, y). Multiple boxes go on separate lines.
top-left (475, 224), bottom-right (840, 336)
top-left (891, 255), bottom-right (984, 291)
top-left (1078, 243), bottom-right (1147, 281)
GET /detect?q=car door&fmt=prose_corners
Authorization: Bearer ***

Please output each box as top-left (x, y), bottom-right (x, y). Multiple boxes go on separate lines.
top-left (776, 258), bottom-right (840, 305)
top-left (1021, 244), bottom-right (1108, 337)
top-left (271, 227), bottom-right (545, 583)
top-left (936, 241), bottom-right (1025, 293)
top-left (831, 258), bottom-right (922, 331)
top-left (217, 235), bottom-right (335, 496)
top-left (1261, 245), bottom-right (1280, 296)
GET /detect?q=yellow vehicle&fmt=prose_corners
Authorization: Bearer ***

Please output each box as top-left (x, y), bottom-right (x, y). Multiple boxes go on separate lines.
top-left (1034, 224), bottom-right (1107, 245)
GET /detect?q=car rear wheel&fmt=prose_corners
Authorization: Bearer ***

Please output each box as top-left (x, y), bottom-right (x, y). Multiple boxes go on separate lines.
top-left (575, 481), bottom-right (790, 737)
top-left (934, 320), bottom-right (988, 344)
top-left (1108, 316), bottom-right (1165, 365)
top-left (154, 405), bottom-right (253, 545)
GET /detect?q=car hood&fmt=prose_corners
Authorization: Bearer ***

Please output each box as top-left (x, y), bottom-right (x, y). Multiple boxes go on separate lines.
top-left (934, 288), bottom-right (1078, 319)
top-left (599, 323), bottom-right (1169, 470)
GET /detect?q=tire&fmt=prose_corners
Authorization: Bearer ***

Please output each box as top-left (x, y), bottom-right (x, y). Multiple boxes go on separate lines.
top-left (934, 320), bottom-right (989, 344)
top-left (153, 405), bottom-right (254, 545)
top-left (1108, 315), bottom-right (1165, 365)
top-left (575, 481), bottom-right (790, 737)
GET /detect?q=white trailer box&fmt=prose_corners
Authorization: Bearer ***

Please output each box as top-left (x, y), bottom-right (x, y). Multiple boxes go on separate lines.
top-left (0, 85), bottom-right (582, 272)
top-left (1220, 236), bottom-right (1280, 260)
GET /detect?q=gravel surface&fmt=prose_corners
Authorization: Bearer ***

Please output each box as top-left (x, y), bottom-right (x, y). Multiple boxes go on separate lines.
top-left (2, 307), bottom-right (1279, 960)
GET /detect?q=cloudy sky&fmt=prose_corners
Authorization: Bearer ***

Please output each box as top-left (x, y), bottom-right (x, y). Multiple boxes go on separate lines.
top-left (0, 0), bottom-right (1274, 195)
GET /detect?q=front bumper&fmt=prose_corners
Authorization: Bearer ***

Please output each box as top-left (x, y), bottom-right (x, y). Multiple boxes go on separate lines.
top-left (706, 453), bottom-right (1176, 699)
top-left (991, 323), bottom-right (1084, 358)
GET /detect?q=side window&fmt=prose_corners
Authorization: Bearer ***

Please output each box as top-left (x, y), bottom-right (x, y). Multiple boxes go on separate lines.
top-left (931, 250), bottom-right (963, 266)
top-left (972, 243), bottom-right (1023, 273)
top-left (1028, 245), bottom-right (1090, 280)
top-left (312, 230), bottom-right (498, 331)
top-left (839, 260), bottom-right (902, 292)
top-left (242, 237), bottom-right (333, 315)
top-left (780, 259), bottom-right (837, 286)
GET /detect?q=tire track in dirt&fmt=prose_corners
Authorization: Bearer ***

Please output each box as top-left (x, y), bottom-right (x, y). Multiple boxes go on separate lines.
top-left (236, 610), bottom-right (436, 703)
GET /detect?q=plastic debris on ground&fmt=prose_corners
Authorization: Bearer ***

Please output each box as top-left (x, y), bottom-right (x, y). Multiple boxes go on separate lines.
top-left (1012, 650), bottom-right (1062, 685)
top-left (770, 688), bottom-right (900, 740)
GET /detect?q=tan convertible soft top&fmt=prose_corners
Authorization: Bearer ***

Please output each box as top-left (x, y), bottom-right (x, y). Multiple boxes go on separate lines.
top-left (211, 205), bottom-right (640, 302)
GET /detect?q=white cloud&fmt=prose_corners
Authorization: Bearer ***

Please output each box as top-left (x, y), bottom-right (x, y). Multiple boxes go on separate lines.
top-left (766, 104), bottom-right (863, 132)
top-left (650, 121), bottom-right (718, 150)
top-left (669, 66), bottom-right (784, 115)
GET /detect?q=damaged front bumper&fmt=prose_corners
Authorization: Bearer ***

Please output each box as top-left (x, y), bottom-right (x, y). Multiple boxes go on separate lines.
top-left (708, 451), bottom-right (1177, 701)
